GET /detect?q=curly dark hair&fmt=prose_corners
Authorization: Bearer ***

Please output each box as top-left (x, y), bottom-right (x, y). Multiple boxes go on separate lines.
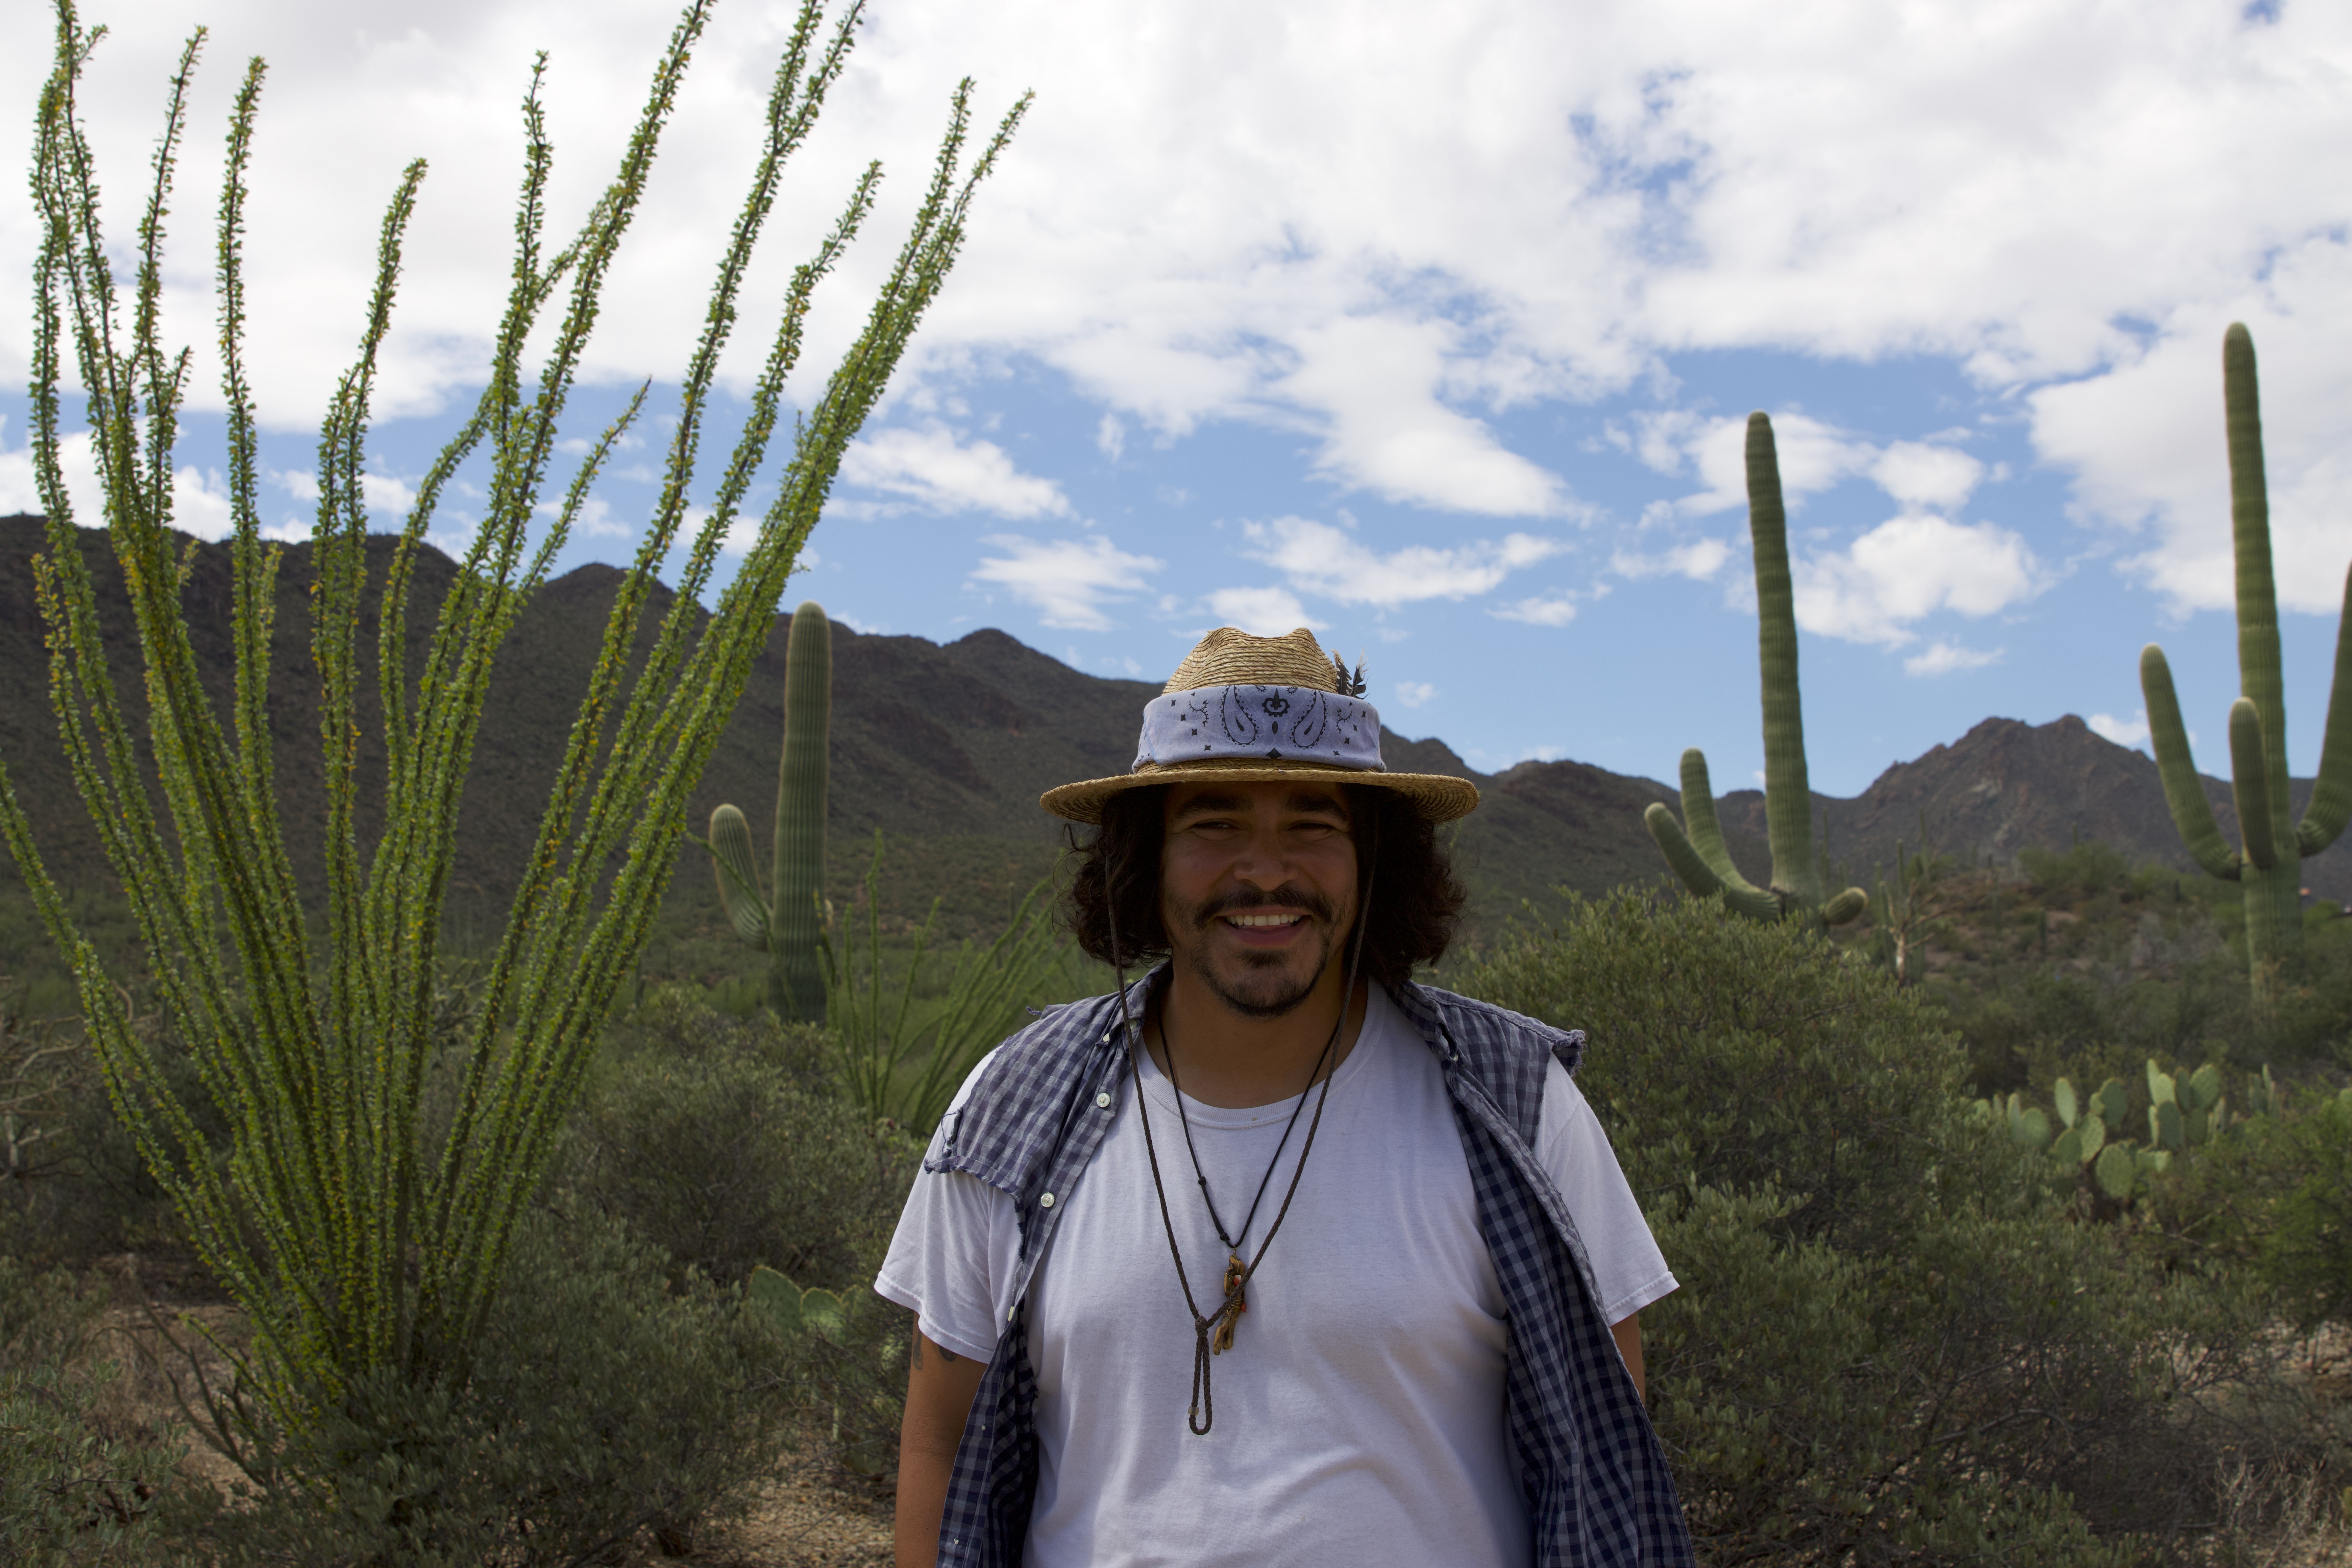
top-left (1057, 782), bottom-right (1467, 989)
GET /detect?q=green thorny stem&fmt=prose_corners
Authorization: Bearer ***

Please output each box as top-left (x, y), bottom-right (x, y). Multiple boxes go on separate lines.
top-left (1, 0), bottom-right (1030, 1443)
top-left (2139, 324), bottom-right (2352, 1003)
top-left (1642, 413), bottom-right (1869, 927)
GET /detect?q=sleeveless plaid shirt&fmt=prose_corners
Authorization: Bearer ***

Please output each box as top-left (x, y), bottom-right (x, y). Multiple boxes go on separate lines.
top-left (922, 970), bottom-right (1693, 1567)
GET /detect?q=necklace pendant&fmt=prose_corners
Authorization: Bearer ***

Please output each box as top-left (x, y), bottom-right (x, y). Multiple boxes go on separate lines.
top-left (1213, 1253), bottom-right (1248, 1354)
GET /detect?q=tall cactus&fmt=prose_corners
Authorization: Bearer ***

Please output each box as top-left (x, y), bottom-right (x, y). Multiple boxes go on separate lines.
top-left (1644, 413), bottom-right (1869, 927)
top-left (2140, 325), bottom-right (2352, 999)
top-left (707, 601), bottom-right (832, 1022)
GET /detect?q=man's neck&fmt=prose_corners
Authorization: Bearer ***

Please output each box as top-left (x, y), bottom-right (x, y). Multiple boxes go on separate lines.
top-left (1146, 966), bottom-right (1370, 1109)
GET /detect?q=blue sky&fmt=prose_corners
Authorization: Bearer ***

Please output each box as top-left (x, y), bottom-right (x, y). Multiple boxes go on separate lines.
top-left (5, 0), bottom-right (2351, 798)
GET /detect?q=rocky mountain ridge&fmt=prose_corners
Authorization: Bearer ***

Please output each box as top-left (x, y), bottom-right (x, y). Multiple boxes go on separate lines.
top-left (4, 514), bottom-right (2344, 944)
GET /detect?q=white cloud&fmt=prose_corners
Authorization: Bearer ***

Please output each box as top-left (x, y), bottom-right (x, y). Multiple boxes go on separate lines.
top-left (1610, 538), bottom-right (1730, 581)
top-left (1675, 413), bottom-right (1878, 516)
top-left (1242, 515), bottom-right (1561, 607)
top-left (364, 471), bottom-right (419, 518)
top-left (1792, 514), bottom-right (2044, 646)
top-left (0, 421), bottom-right (255, 543)
top-left (1095, 414), bottom-right (1125, 461)
top-left (166, 466), bottom-right (237, 541)
top-left (8, 0), bottom-right (2352, 612)
top-left (1272, 315), bottom-right (1572, 515)
top-left (1491, 593), bottom-right (1578, 627)
top-left (1871, 442), bottom-right (1985, 513)
top-left (266, 466), bottom-right (418, 526)
top-left (1902, 639), bottom-right (2003, 677)
top-left (562, 492), bottom-right (631, 539)
top-left (840, 425), bottom-right (1072, 519)
top-left (970, 533), bottom-right (1161, 630)
top-left (2088, 709), bottom-right (2152, 749)
top-left (1205, 585), bottom-right (1326, 635)
top-left (1393, 680), bottom-right (1436, 708)
top-left (2032, 295), bottom-right (2352, 617)
top-left (1651, 415), bottom-right (1985, 524)
top-left (0, 415), bottom-right (50, 515)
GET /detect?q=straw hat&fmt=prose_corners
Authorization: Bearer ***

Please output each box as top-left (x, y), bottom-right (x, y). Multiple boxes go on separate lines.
top-left (1039, 626), bottom-right (1480, 824)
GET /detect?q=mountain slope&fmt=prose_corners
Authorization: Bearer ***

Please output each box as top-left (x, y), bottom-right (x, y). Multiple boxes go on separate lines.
top-left (5, 516), bottom-right (2342, 951)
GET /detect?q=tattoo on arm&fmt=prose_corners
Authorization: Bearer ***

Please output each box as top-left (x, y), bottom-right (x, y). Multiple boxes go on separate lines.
top-left (938, 1344), bottom-right (958, 1362)
top-left (912, 1334), bottom-right (960, 1371)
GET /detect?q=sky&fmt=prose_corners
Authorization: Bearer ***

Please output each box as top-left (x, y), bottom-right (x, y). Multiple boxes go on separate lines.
top-left (3, 0), bottom-right (2351, 801)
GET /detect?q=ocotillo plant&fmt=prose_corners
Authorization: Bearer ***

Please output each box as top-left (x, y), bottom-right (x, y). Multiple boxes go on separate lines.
top-left (0, 0), bottom-right (1023, 1443)
top-left (2140, 324), bottom-right (2352, 1001)
top-left (706, 600), bottom-right (832, 1024)
top-left (1644, 413), bottom-right (1869, 926)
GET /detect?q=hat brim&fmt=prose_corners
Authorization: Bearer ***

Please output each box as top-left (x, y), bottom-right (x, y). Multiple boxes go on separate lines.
top-left (1040, 758), bottom-right (1479, 825)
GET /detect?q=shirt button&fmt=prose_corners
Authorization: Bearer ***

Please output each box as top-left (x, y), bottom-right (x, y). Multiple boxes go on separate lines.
top-left (1039, 1192), bottom-right (1055, 1208)
top-left (1096, 1092), bottom-right (1112, 1108)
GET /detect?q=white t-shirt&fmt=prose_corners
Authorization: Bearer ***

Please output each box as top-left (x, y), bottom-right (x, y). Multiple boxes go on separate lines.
top-left (875, 985), bottom-right (1675, 1568)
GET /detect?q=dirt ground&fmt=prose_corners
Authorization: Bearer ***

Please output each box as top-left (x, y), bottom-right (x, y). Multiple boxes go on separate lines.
top-left (83, 1255), bottom-right (897, 1567)
top-left (71, 1256), bottom-right (2352, 1566)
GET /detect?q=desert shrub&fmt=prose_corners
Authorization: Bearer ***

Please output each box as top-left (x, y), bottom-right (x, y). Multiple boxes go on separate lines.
top-left (2258, 1093), bottom-right (2352, 1329)
top-left (0, 976), bottom-right (175, 1266)
top-left (558, 986), bottom-right (918, 1292)
top-left (0, 1256), bottom-right (183, 1566)
top-left (2021, 840), bottom-right (2133, 905)
top-left (170, 1201), bottom-right (798, 1566)
top-left (1457, 890), bottom-right (2306, 1565)
top-left (2147, 1086), bottom-right (2352, 1334)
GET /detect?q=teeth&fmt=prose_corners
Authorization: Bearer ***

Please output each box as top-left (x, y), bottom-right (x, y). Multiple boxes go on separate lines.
top-left (1226, 912), bottom-right (1302, 927)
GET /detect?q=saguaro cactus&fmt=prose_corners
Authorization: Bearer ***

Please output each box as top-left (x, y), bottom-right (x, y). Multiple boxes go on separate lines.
top-left (708, 601), bottom-right (832, 1022)
top-left (2140, 325), bottom-right (2352, 999)
top-left (1644, 413), bottom-right (1868, 927)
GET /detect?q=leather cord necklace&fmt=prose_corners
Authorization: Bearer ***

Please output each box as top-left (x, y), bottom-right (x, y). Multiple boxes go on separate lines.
top-left (1159, 1001), bottom-right (1334, 1354)
top-left (1105, 816), bottom-right (1378, 1436)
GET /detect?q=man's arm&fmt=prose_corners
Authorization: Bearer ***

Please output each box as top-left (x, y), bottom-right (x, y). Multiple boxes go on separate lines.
top-left (896, 1328), bottom-right (988, 1568)
top-left (1611, 1313), bottom-right (1644, 1403)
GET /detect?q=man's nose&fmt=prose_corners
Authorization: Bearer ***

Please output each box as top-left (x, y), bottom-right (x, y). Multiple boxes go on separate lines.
top-left (1229, 819), bottom-right (1293, 885)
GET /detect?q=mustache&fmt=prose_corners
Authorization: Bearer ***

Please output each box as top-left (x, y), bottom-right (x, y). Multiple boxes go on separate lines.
top-left (1188, 887), bottom-right (1336, 928)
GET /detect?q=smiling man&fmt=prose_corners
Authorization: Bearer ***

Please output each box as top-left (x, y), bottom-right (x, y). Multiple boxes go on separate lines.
top-left (876, 627), bottom-right (1692, 1567)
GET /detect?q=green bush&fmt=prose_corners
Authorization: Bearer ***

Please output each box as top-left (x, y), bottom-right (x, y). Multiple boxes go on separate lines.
top-left (2260, 1093), bottom-right (2352, 1329)
top-left (1459, 890), bottom-right (2309, 1564)
top-left (2149, 1086), bottom-right (2352, 1333)
top-left (2020, 840), bottom-right (2133, 905)
top-left (559, 986), bottom-right (917, 1292)
top-left (169, 1201), bottom-right (799, 1565)
top-left (0, 1256), bottom-right (183, 1566)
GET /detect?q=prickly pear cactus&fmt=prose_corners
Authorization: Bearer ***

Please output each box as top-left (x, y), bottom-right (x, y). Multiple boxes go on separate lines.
top-left (2013, 1060), bottom-right (2262, 1206)
top-left (747, 1263), bottom-right (849, 1340)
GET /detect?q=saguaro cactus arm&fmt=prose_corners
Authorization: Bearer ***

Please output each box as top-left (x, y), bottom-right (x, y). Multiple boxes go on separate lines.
top-left (1819, 886), bottom-right (1869, 925)
top-left (1644, 748), bottom-right (1782, 922)
top-left (2227, 699), bottom-right (2276, 871)
top-left (2296, 558), bottom-right (2352, 856)
top-left (2140, 643), bottom-right (2241, 881)
top-left (706, 803), bottom-right (771, 947)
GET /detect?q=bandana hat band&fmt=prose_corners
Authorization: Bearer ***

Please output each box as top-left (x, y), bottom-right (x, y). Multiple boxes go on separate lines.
top-left (1134, 684), bottom-right (1385, 771)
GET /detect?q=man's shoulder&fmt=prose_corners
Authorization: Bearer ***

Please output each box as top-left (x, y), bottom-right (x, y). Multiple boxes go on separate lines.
top-left (1390, 980), bottom-right (1586, 1077)
top-left (926, 986), bottom-right (1137, 1184)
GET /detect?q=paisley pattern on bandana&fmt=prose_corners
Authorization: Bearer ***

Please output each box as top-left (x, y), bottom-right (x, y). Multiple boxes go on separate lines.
top-left (1133, 685), bottom-right (1384, 770)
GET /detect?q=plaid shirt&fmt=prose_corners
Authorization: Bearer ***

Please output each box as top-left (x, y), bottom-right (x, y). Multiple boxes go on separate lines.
top-left (923, 968), bottom-right (1693, 1567)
